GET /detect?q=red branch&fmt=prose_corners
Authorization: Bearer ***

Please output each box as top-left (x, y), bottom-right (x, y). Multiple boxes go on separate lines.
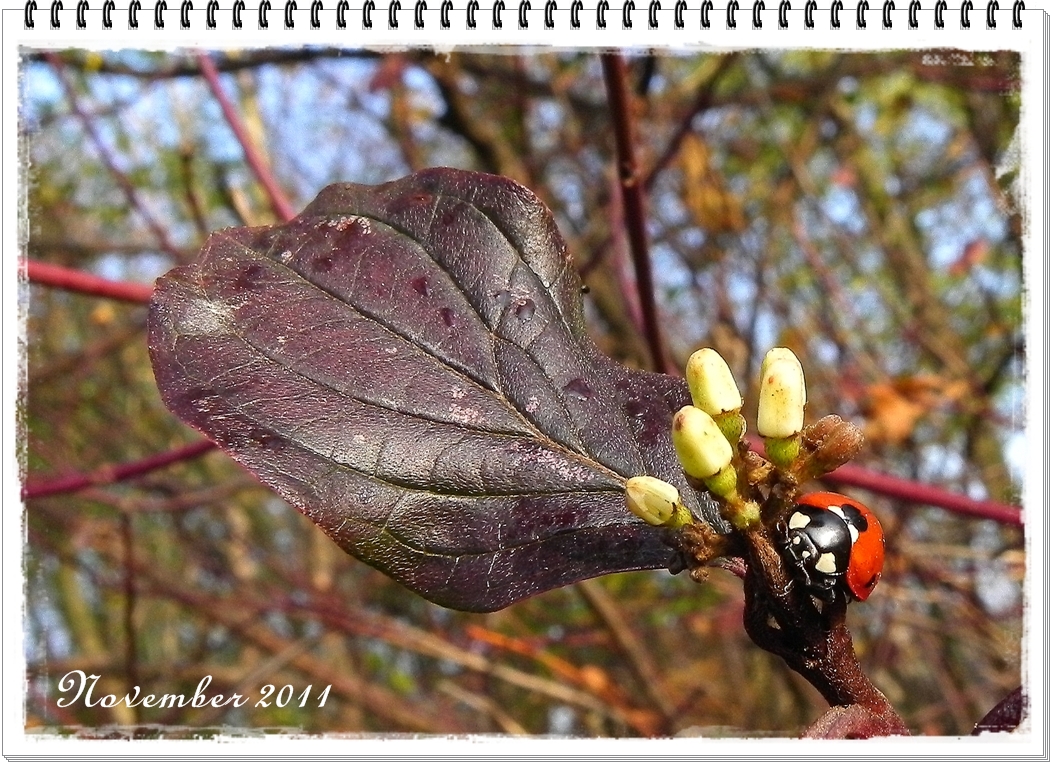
top-left (601, 52), bottom-right (672, 375)
top-left (22, 440), bottom-right (217, 500)
top-left (825, 462), bottom-right (1022, 526)
top-left (23, 260), bottom-right (153, 304)
top-left (196, 52), bottom-right (296, 224)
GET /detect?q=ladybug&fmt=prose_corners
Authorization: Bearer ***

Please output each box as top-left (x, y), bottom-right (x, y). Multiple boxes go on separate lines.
top-left (777, 491), bottom-right (885, 602)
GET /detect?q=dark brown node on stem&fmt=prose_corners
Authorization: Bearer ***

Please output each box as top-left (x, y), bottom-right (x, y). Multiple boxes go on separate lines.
top-left (667, 522), bottom-right (744, 579)
top-left (740, 448), bottom-right (775, 492)
top-left (798, 415), bottom-right (866, 479)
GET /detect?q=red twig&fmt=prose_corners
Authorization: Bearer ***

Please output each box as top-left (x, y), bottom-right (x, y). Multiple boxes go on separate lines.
top-left (579, 52), bottom-right (732, 284)
top-left (196, 52), bottom-right (296, 224)
top-left (23, 259), bottom-right (153, 304)
top-left (22, 439), bottom-right (217, 500)
top-left (601, 52), bottom-right (672, 375)
top-left (826, 462), bottom-right (1023, 526)
top-left (607, 174), bottom-right (646, 339)
top-left (44, 53), bottom-right (183, 262)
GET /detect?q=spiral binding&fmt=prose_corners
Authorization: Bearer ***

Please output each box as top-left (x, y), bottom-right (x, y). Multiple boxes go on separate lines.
top-left (25, 0), bottom-right (1024, 30)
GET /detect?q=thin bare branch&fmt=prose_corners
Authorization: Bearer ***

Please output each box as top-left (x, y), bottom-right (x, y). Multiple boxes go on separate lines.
top-left (743, 435), bottom-right (1021, 525)
top-left (120, 514), bottom-right (139, 722)
top-left (178, 148), bottom-right (211, 240)
top-left (80, 478), bottom-right (262, 515)
top-left (577, 579), bottom-right (677, 731)
top-left (127, 564), bottom-right (455, 733)
top-left (23, 259), bottom-right (154, 304)
top-left (436, 680), bottom-right (530, 734)
top-left (643, 54), bottom-right (737, 192)
top-left (601, 52), bottom-right (671, 375)
top-left (31, 49), bottom-right (376, 79)
top-left (300, 590), bottom-right (635, 727)
top-left (827, 462), bottom-right (1022, 526)
top-left (22, 439), bottom-right (217, 500)
top-left (195, 52), bottom-right (296, 224)
top-left (44, 53), bottom-right (183, 261)
top-left (426, 56), bottom-right (532, 186)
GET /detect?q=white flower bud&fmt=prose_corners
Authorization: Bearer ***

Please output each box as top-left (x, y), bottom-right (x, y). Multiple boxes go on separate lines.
top-left (760, 347), bottom-right (799, 382)
top-left (672, 406), bottom-right (734, 479)
top-left (625, 476), bottom-right (682, 526)
top-left (686, 348), bottom-right (743, 417)
top-left (757, 349), bottom-right (806, 439)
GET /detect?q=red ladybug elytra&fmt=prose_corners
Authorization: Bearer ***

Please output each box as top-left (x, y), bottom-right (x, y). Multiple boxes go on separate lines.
top-left (777, 491), bottom-right (885, 602)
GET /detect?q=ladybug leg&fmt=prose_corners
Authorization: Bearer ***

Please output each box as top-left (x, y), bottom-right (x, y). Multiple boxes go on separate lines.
top-left (769, 571), bottom-right (796, 599)
top-left (808, 577), bottom-right (841, 603)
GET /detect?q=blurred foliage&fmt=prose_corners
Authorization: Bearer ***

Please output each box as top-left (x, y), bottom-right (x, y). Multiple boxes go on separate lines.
top-left (21, 48), bottom-right (1023, 736)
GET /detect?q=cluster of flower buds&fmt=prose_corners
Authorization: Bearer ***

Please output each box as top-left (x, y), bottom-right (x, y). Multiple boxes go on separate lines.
top-left (624, 347), bottom-right (824, 533)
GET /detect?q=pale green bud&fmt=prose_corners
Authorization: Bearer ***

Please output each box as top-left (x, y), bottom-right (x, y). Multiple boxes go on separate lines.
top-left (625, 476), bottom-right (688, 527)
top-left (673, 406), bottom-right (734, 479)
top-left (686, 348), bottom-right (743, 417)
top-left (757, 350), bottom-right (806, 439)
top-left (715, 411), bottom-right (747, 446)
top-left (764, 434), bottom-right (801, 468)
top-left (703, 463), bottom-right (739, 501)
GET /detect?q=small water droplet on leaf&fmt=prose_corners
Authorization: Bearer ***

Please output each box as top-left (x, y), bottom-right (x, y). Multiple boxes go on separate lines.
top-left (234, 264), bottom-right (265, 291)
top-left (515, 298), bottom-right (536, 322)
top-left (563, 378), bottom-right (594, 401)
top-left (625, 397), bottom-right (647, 418)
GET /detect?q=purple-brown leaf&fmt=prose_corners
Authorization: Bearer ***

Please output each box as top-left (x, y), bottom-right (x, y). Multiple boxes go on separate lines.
top-left (973, 686), bottom-right (1024, 734)
top-left (149, 168), bottom-right (721, 611)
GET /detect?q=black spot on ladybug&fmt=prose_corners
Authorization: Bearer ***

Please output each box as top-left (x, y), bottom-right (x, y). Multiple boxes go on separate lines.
top-left (838, 503), bottom-right (869, 532)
